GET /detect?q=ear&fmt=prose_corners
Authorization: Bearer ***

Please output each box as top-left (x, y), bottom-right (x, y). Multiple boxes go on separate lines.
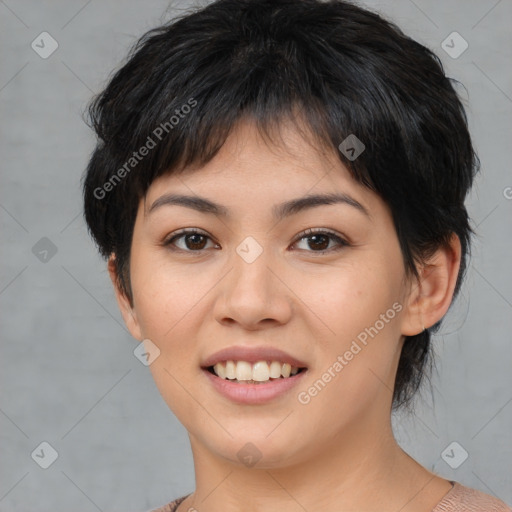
top-left (108, 254), bottom-right (143, 341)
top-left (401, 234), bottom-right (462, 336)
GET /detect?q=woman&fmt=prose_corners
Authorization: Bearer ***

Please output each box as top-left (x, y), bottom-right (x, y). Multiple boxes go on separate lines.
top-left (82, 0), bottom-right (511, 510)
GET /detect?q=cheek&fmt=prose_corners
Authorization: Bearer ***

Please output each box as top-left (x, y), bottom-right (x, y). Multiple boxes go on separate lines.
top-left (131, 256), bottom-right (208, 420)
top-left (130, 251), bottom-right (208, 341)
top-left (311, 259), bottom-right (401, 339)
top-left (302, 258), bottom-right (404, 397)
top-left (128, 253), bottom-right (212, 412)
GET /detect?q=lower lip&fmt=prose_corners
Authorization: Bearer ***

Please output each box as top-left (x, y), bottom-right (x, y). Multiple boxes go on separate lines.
top-left (202, 368), bottom-right (308, 405)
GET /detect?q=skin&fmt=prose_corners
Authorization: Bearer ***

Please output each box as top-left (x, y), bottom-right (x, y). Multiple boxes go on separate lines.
top-left (110, 118), bottom-right (461, 512)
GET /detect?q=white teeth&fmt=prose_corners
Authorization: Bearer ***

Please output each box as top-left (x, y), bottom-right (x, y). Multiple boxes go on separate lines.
top-left (225, 360), bottom-right (236, 379)
top-left (281, 363), bottom-right (291, 378)
top-left (214, 362), bottom-right (227, 379)
top-left (269, 361), bottom-right (282, 378)
top-left (252, 361), bottom-right (270, 381)
top-left (211, 360), bottom-right (302, 382)
top-left (235, 361), bottom-right (252, 381)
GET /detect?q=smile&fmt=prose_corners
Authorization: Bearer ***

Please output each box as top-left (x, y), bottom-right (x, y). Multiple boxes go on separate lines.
top-left (209, 360), bottom-right (305, 383)
top-left (203, 363), bottom-right (308, 404)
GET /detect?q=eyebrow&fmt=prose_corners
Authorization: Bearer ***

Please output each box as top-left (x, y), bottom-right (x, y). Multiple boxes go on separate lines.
top-left (147, 192), bottom-right (370, 220)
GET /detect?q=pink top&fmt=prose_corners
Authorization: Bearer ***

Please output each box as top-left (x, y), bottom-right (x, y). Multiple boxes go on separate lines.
top-left (150, 482), bottom-right (512, 512)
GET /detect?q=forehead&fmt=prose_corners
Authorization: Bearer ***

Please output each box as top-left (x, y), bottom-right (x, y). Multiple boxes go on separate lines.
top-left (144, 118), bottom-right (369, 208)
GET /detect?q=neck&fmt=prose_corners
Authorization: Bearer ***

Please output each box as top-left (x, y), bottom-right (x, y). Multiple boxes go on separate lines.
top-left (181, 414), bottom-right (446, 512)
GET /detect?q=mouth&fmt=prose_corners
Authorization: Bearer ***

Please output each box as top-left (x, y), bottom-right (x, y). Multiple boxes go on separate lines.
top-left (202, 362), bottom-right (308, 405)
top-left (204, 360), bottom-right (308, 384)
top-left (200, 346), bottom-right (309, 404)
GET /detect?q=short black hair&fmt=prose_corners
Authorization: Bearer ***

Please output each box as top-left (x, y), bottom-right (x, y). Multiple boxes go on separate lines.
top-left (82, 0), bottom-right (479, 408)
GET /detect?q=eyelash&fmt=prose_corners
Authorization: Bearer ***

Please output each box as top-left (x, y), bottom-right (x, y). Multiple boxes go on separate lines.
top-left (162, 227), bottom-right (350, 255)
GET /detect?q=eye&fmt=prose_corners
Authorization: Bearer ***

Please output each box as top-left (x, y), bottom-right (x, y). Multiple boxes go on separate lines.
top-left (163, 229), bottom-right (218, 252)
top-left (162, 227), bottom-right (349, 255)
top-left (291, 228), bottom-right (349, 254)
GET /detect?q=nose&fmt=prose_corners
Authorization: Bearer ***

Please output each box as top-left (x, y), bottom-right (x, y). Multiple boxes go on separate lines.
top-left (213, 243), bottom-right (293, 330)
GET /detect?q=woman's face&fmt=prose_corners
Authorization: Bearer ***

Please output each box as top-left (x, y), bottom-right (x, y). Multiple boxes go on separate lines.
top-left (119, 119), bottom-right (416, 468)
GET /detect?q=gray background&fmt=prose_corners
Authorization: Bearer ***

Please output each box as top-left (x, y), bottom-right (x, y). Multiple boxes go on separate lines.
top-left (0, 0), bottom-right (511, 510)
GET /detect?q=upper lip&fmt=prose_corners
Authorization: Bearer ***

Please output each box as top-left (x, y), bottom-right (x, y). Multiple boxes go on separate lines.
top-left (201, 346), bottom-right (308, 369)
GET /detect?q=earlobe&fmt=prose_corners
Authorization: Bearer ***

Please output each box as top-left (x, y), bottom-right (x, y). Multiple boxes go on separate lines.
top-left (401, 234), bottom-right (462, 336)
top-left (107, 254), bottom-right (143, 341)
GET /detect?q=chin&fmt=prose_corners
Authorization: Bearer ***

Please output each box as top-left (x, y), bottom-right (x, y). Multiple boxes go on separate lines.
top-left (204, 430), bottom-right (307, 470)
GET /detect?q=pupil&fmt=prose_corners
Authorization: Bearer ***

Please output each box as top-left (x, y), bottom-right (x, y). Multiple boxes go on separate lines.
top-left (309, 234), bottom-right (328, 251)
top-left (187, 234), bottom-right (206, 250)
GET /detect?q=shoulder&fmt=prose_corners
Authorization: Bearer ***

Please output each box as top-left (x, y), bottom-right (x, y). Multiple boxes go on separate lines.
top-left (147, 495), bottom-right (188, 512)
top-left (433, 482), bottom-right (512, 512)
top-left (146, 486), bottom-right (512, 512)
